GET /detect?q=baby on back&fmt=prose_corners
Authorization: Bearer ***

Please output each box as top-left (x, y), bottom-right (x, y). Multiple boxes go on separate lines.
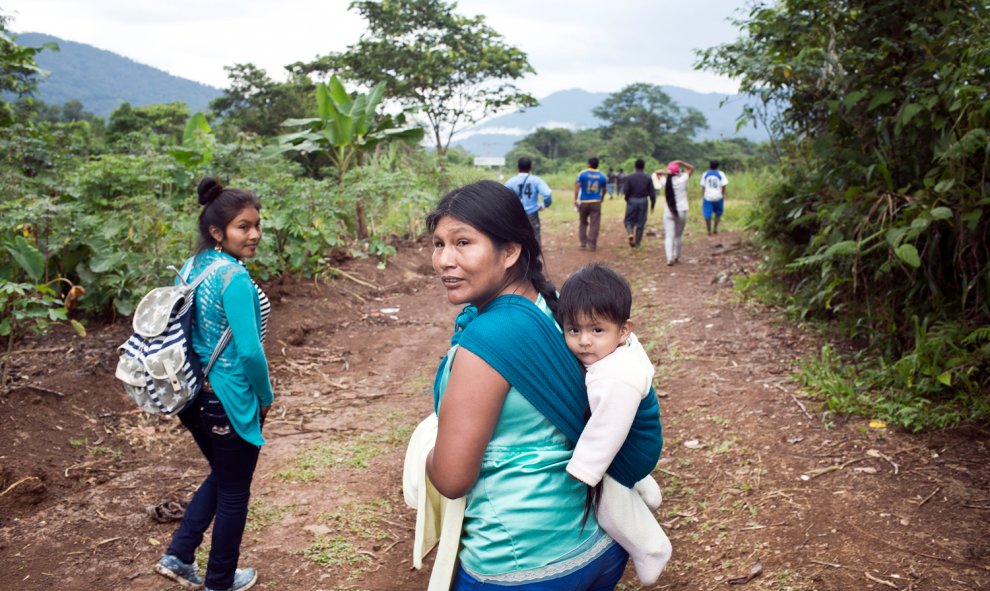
top-left (558, 263), bottom-right (671, 585)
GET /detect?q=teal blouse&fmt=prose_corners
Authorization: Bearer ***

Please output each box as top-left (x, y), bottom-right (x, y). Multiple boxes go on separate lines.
top-left (436, 296), bottom-right (606, 579)
top-left (180, 250), bottom-right (273, 446)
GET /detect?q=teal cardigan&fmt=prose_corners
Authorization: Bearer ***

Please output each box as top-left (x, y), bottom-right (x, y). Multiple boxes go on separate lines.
top-left (180, 250), bottom-right (273, 446)
top-left (435, 294), bottom-right (663, 488)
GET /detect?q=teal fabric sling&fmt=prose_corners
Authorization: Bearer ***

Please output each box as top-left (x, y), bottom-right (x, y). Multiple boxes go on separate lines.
top-left (433, 294), bottom-right (663, 488)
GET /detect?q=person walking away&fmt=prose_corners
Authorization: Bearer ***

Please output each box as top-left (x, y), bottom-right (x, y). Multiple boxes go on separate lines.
top-left (700, 159), bottom-right (728, 235)
top-left (616, 169), bottom-right (626, 198)
top-left (656, 160), bottom-right (694, 265)
top-left (559, 263), bottom-right (671, 585)
top-left (574, 157), bottom-right (608, 251)
top-left (424, 181), bottom-right (662, 589)
top-left (622, 159), bottom-right (656, 248)
top-left (504, 156), bottom-right (553, 246)
top-left (154, 177), bottom-right (273, 591)
top-left (607, 168), bottom-right (617, 198)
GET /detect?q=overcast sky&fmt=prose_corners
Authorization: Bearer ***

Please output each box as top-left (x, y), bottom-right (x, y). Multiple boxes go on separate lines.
top-left (3, 0), bottom-right (751, 99)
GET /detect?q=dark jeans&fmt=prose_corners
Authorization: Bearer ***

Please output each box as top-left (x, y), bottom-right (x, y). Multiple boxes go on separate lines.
top-left (451, 542), bottom-right (628, 590)
top-left (527, 211), bottom-right (542, 245)
top-left (578, 202), bottom-right (602, 250)
top-left (623, 197), bottom-right (649, 247)
top-left (167, 390), bottom-right (260, 590)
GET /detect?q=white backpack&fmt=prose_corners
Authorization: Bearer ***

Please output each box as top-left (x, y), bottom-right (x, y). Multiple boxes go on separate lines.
top-left (115, 260), bottom-right (232, 415)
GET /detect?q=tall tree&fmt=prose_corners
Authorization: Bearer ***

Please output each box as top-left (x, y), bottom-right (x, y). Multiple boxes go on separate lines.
top-left (593, 83), bottom-right (707, 162)
top-left (697, 0), bottom-right (990, 411)
top-left (300, 0), bottom-right (536, 170)
top-left (210, 63), bottom-right (314, 139)
top-left (106, 102), bottom-right (189, 145)
top-left (594, 83), bottom-right (708, 140)
top-left (0, 14), bottom-right (52, 126)
top-left (524, 127), bottom-right (575, 161)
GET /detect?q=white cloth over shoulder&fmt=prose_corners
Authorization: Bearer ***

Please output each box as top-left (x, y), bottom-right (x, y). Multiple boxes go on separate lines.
top-left (567, 332), bottom-right (655, 486)
top-left (402, 414), bottom-right (466, 591)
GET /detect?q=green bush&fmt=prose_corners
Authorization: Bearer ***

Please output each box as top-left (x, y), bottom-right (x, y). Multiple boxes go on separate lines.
top-left (703, 0), bottom-right (990, 427)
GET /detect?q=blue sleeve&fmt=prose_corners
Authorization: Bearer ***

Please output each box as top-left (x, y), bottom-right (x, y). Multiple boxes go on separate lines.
top-left (538, 178), bottom-right (552, 205)
top-left (222, 272), bottom-right (274, 406)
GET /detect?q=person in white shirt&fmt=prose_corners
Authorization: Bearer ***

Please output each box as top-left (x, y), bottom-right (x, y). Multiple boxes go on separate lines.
top-left (559, 263), bottom-right (671, 585)
top-left (654, 160), bottom-right (695, 265)
top-left (700, 159), bottom-right (729, 235)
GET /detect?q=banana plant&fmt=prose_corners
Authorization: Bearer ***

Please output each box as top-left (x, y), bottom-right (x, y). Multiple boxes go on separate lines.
top-left (167, 112), bottom-right (215, 186)
top-left (274, 75), bottom-right (424, 238)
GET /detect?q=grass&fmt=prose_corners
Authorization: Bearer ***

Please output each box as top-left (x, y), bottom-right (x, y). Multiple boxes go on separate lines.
top-left (403, 370), bottom-right (433, 396)
top-left (245, 499), bottom-right (290, 532)
top-left (302, 498), bottom-right (398, 578)
top-left (276, 412), bottom-right (415, 482)
top-left (303, 535), bottom-right (371, 571)
top-left (67, 437), bottom-right (122, 459)
top-left (318, 498), bottom-right (396, 543)
top-left (195, 545), bottom-right (210, 569)
top-left (537, 167), bottom-right (770, 237)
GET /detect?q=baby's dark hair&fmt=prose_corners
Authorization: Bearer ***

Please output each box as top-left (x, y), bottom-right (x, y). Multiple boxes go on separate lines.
top-left (557, 263), bottom-right (632, 327)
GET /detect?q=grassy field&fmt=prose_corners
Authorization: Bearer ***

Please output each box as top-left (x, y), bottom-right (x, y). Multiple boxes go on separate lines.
top-left (537, 168), bottom-right (770, 235)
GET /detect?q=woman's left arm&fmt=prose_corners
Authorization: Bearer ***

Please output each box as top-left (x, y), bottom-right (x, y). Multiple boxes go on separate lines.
top-left (222, 272), bottom-right (274, 407)
top-left (426, 347), bottom-right (510, 498)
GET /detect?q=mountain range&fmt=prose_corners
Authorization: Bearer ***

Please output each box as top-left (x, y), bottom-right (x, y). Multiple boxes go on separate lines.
top-left (15, 32), bottom-right (222, 116)
top-left (451, 87), bottom-right (766, 157)
top-left (14, 32), bottom-right (764, 157)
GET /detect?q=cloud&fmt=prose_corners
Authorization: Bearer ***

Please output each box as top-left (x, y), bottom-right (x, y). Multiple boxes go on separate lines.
top-left (5, 0), bottom-right (747, 94)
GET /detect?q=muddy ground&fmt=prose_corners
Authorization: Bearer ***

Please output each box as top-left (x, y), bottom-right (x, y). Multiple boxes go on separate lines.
top-left (1, 200), bottom-right (988, 591)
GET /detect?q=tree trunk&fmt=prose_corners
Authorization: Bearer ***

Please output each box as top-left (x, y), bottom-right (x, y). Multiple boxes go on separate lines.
top-left (356, 201), bottom-right (368, 240)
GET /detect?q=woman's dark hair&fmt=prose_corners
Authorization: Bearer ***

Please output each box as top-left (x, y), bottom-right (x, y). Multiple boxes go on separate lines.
top-left (196, 176), bottom-right (262, 252)
top-left (664, 173), bottom-right (677, 211)
top-left (426, 180), bottom-right (558, 314)
top-left (557, 263), bottom-right (632, 328)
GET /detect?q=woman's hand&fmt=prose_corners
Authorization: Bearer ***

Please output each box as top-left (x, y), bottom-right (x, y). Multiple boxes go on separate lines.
top-left (427, 348), bottom-right (510, 498)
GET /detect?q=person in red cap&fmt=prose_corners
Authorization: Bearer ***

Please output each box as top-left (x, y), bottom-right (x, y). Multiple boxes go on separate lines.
top-left (655, 160), bottom-right (694, 265)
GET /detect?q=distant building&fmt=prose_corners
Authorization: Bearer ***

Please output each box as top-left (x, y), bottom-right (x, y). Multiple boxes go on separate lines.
top-left (473, 156), bottom-right (506, 167)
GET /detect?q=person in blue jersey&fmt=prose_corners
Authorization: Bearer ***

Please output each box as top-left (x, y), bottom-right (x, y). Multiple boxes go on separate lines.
top-left (574, 157), bottom-right (609, 251)
top-left (504, 156), bottom-right (553, 246)
top-left (426, 180), bottom-right (662, 590)
top-left (154, 177), bottom-right (272, 591)
top-left (700, 160), bottom-right (729, 235)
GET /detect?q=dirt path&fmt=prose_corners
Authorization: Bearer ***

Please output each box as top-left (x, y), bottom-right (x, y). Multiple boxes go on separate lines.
top-left (1, 201), bottom-right (988, 591)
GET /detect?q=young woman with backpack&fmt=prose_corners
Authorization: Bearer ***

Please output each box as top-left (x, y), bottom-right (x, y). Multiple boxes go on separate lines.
top-left (154, 176), bottom-right (272, 591)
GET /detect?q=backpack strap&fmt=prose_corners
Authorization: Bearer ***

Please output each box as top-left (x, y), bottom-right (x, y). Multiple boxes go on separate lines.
top-left (192, 260), bottom-right (237, 379)
top-left (516, 174), bottom-right (530, 199)
top-left (172, 259), bottom-right (238, 381)
top-left (204, 327), bottom-right (232, 377)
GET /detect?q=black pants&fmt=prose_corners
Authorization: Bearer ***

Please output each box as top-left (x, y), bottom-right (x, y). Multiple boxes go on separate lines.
top-left (167, 390), bottom-right (260, 590)
top-left (527, 211), bottom-right (542, 245)
top-left (623, 197), bottom-right (650, 247)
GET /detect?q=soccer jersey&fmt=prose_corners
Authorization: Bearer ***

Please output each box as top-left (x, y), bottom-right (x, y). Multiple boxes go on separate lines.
top-left (576, 169), bottom-right (608, 203)
top-left (700, 170), bottom-right (728, 201)
top-left (505, 173), bottom-right (552, 215)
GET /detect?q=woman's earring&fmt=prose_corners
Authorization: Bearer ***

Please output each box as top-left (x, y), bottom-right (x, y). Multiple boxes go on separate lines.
top-left (214, 243), bottom-right (223, 253)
